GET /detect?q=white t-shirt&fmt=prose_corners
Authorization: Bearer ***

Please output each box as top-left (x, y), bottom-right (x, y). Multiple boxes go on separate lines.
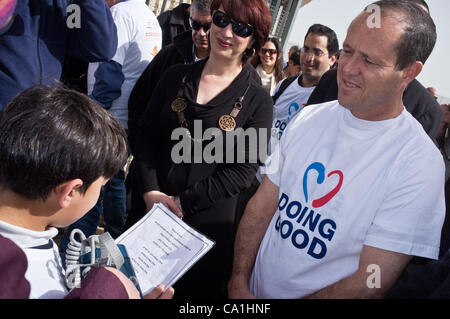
top-left (250, 101), bottom-right (446, 299)
top-left (256, 76), bottom-right (315, 181)
top-left (0, 221), bottom-right (67, 298)
top-left (272, 76), bottom-right (315, 141)
top-left (89, 0), bottom-right (162, 129)
top-left (256, 64), bottom-right (277, 96)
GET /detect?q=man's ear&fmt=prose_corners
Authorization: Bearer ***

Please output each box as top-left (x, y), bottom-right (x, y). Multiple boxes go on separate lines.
top-left (403, 61), bottom-right (423, 84)
top-left (329, 54), bottom-right (337, 67)
top-left (55, 179), bottom-right (83, 209)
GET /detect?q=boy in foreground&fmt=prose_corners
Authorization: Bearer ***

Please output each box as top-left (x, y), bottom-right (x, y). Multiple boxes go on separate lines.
top-left (0, 85), bottom-right (173, 299)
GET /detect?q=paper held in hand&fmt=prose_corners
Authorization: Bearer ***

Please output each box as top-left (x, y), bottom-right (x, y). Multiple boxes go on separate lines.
top-left (115, 203), bottom-right (215, 295)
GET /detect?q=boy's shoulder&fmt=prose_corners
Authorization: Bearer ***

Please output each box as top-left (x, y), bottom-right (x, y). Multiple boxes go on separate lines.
top-left (0, 221), bottom-right (67, 298)
top-left (0, 235), bottom-right (30, 298)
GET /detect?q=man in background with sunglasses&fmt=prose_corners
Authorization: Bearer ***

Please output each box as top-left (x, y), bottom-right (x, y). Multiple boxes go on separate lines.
top-left (127, 0), bottom-right (211, 154)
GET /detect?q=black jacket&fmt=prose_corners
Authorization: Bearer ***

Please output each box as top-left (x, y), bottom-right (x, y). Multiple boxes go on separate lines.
top-left (128, 30), bottom-right (263, 152)
top-left (307, 68), bottom-right (443, 141)
top-left (128, 30), bottom-right (195, 151)
top-left (127, 60), bottom-right (273, 299)
top-left (157, 3), bottom-right (191, 48)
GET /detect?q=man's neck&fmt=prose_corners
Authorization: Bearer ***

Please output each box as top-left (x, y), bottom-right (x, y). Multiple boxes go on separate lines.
top-left (204, 53), bottom-right (243, 79)
top-left (301, 75), bottom-right (319, 88)
top-left (194, 45), bottom-right (210, 60)
top-left (262, 64), bottom-right (275, 75)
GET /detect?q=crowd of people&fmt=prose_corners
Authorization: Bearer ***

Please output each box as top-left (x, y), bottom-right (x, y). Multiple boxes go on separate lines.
top-left (0, 0), bottom-right (449, 300)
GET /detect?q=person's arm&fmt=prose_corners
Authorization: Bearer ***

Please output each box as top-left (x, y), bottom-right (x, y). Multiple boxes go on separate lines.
top-left (306, 245), bottom-right (412, 299)
top-left (0, 235), bottom-right (30, 298)
top-left (309, 137), bottom-right (446, 299)
top-left (90, 61), bottom-right (124, 108)
top-left (228, 176), bottom-right (280, 298)
top-left (64, 267), bottom-right (175, 299)
top-left (133, 66), bottom-right (185, 217)
top-left (89, 4), bottom-right (133, 108)
top-left (66, 0), bottom-right (118, 62)
top-left (128, 45), bottom-right (181, 153)
top-left (436, 104), bottom-right (449, 141)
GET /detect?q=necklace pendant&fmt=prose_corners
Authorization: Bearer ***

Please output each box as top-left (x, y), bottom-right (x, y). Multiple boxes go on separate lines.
top-left (171, 98), bottom-right (187, 112)
top-left (218, 115), bottom-right (236, 131)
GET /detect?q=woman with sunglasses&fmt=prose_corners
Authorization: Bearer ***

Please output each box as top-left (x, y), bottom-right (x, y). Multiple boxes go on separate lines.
top-left (251, 37), bottom-right (285, 95)
top-left (129, 0), bottom-right (273, 299)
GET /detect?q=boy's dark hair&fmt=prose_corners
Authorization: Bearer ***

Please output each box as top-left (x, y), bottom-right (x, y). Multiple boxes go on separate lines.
top-left (0, 85), bottom-right (127, 200)
top-left (370, 0), bottom-right (436, 70)
top-left (304, 24), bottom-right (340, 57)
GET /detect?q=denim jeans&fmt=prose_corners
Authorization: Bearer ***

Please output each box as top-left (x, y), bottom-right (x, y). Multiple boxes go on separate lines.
top-left (59, 168), bottom-right (127, 256)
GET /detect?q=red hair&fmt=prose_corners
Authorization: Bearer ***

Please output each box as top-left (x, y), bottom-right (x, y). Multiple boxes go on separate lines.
top-left (210, 0), bottom-right (272, 54)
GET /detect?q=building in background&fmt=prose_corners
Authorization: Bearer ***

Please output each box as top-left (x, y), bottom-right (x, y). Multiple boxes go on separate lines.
top-left (146, 0), bottom-right (300, 46)
top-left (146, 0), bottom-right (192, 16)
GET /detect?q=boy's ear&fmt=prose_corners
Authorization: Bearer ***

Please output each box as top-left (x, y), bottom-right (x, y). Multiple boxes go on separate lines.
top-left (55, 179), bottom-right (84, 209)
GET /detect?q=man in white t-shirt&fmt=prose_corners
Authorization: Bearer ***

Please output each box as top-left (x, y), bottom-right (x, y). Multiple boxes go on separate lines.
top-left (251, 25), bottom-right (338, 187)
top-left (271, 24), bottom-right (339, 142)
top-left (228, 0), bottom-right (446, 299)
top-left (60, 0), bottom-right (162, 254)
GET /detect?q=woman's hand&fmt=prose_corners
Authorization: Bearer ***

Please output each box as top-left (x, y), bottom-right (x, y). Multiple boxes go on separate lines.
top-left (142, 190), bottom-right (183, 218)
top-left (143, 284), bottom-right (175, 299)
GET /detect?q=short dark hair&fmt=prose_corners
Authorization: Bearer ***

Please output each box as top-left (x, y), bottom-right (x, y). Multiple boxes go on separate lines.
top-left (369, 0), bottom-right (436, 70)
top-left (404, 0), bottom-right (429, 13)
top-left (210, 0), bottom-right (272, 63)
top-left (289, 45), bottom-right (299, 54)
top-left (0, 85), bottom-right (127, 200)
top-left (304, 24), bottom-right (340, 57)
top-left (289, 51), bottom-right (300, 65)
top-left (191, 0), bottom-right (211, 14)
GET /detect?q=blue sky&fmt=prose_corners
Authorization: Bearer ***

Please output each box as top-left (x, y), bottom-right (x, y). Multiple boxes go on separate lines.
top-left (284, 0), bottom-right (450, 102)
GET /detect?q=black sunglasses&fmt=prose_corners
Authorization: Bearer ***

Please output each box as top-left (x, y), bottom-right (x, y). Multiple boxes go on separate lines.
top-left (211, 10), bottom-right (254, 38)
top-left (189, 17), bottom-right (211, 32)
top-left (261, 48), bottom-right (277, 56)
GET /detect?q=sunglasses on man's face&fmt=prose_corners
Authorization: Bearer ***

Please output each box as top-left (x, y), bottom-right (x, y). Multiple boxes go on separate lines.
top-left (261, 48), bottom-right (277, 56)
top-left (189, 18), bottom-right (211, 32)
top-left (211, 10), bottom-right (254, 38)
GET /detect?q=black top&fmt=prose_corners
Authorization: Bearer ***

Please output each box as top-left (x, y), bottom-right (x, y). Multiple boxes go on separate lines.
top-left (306, 68), bottom-right (443, 140)
top-left (128, 30), bottom-right (263, 152)
top-left (128, 30), bottom-right (194, 151)
top-left (157, 3), bottom-right (191, 48)
top-left (131, 58), bottom-right (272, 298)
top-left (133, 58), bottom-right (273, 216)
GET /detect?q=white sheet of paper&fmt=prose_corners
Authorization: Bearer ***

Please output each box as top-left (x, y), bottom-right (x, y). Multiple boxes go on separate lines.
top-left (115, 203), bottom-right (215, 295)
